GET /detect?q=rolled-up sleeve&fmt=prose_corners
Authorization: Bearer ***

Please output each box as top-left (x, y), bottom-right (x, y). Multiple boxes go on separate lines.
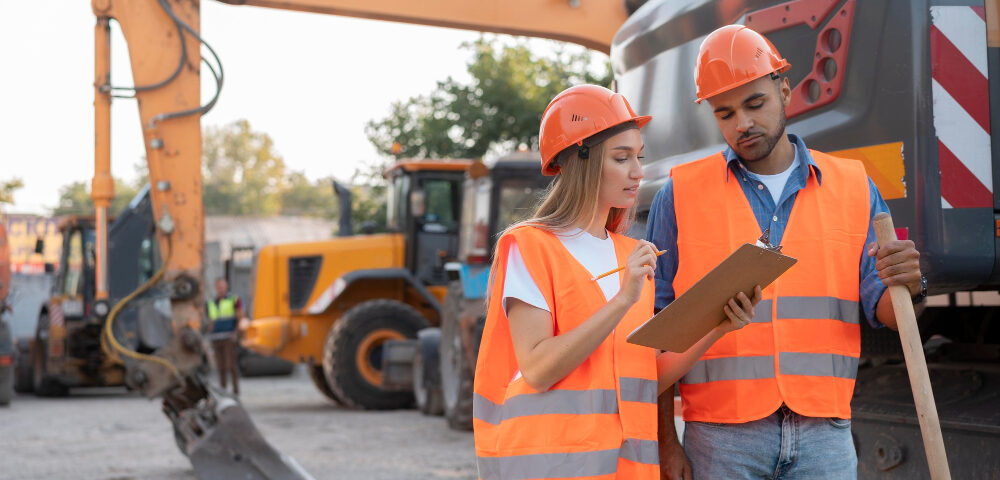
top-left (645, 180), bottom-right (680, 312)
top-left (860, 178), bottom-right (890, 328)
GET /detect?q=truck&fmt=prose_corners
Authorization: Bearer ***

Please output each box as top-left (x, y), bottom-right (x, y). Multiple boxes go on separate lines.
top-left (0, 222), bottom-right (13, 405)
top-left (613, 0), bottom-right (1000, 477)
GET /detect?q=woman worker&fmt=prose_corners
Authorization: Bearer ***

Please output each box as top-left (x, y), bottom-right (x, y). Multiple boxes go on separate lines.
top-left (472, 84), bottom-right (762, 480)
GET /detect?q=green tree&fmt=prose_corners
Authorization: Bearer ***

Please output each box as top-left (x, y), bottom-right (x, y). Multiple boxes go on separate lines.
top-left (0, 178), bottom-right (24, 205)
top-left (366, 36), bottom-right (612, 160)
top-left (348, 163), bottom-right (388, 233)
top-left (202, 119), bottom-right (287, 215)
top-left (280, 171), bottom-right (339, 219)
top-left (52, 179), bottom-right (140, 216)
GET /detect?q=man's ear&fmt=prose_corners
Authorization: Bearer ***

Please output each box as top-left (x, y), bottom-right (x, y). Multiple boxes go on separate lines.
top-left (780, 77), bottom-right (791, 107)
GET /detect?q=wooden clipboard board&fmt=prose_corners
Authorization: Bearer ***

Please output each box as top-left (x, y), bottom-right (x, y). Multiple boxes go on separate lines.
top-left (627, 243), bottom-right (797, 352)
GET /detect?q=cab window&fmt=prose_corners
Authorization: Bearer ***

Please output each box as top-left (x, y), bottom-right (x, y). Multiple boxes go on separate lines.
top-left (418, 179), bottom-right (459, 232)
top-left (386, 174), bottom-right (409, 231)
top-left (63, 230), bottom-right (83, 297)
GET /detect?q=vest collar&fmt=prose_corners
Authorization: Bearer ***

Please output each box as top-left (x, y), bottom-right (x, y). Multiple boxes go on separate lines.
top-left (722, 133), bottom-right (823, 186)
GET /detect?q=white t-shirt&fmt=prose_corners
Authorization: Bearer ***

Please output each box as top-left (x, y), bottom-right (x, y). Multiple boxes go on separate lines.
top-left (502, 228), bottom-right (621, 314)
top-left (745, 157), bottom-right (796, 205)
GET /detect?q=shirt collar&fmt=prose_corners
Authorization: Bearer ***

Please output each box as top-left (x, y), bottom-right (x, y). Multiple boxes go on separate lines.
top-left (722, 133), bottom-right (822, 186)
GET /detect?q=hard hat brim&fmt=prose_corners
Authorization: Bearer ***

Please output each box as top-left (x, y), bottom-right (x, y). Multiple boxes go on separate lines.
top-left (695, 64), bottom-right (791, 104)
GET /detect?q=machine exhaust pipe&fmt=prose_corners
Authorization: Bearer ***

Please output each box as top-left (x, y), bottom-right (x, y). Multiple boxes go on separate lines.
top-left (332, 180), bottom-right (352, 237)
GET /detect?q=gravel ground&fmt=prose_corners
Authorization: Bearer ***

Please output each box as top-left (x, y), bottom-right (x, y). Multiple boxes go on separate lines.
top-left (0, 367), bottom-right (477, 480)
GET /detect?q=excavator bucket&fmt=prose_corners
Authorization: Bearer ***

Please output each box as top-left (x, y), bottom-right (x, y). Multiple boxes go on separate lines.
top-left (170, 381), bottom-right (313, 480)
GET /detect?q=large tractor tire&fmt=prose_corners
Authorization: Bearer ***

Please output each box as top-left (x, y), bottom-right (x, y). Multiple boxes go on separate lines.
top-left (441, 281), bottom-right (476, 431)
top-left (32, 312), bottom-right (67, 397)
top-left (323, 300), bottom-right (428, 409)
top-left (413, 327), bottom-right (443, 416)
top-left (307, 363), bottom-right (344, 405)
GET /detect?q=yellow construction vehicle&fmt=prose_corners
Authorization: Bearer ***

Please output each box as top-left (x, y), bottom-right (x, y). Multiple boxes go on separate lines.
top-left (89, 1), bottom-right (630, 477)
top-left (245, 158), bottom-right (475, 409)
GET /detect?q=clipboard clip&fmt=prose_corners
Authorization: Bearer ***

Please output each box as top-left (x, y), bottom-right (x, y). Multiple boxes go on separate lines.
top-left (757, 227), bottom-right (783, 253)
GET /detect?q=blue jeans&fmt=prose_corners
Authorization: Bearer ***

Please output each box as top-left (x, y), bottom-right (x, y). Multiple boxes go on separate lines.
top-left (683, 405), bottom-right (856, 480)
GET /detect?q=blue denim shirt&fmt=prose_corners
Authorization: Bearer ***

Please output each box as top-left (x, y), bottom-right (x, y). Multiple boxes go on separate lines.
top-left (645, 134), bottom-right (889, 327)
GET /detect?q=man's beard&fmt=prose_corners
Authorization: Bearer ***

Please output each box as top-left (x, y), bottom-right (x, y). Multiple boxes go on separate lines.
top-left (734, 108), bottom-right (787, 163)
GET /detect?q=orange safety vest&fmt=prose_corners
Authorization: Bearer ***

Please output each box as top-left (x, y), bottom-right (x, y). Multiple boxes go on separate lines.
top-left (671, 151), bottom-right (869, 423)
top-left (473, 226), bottom-right (659, 480)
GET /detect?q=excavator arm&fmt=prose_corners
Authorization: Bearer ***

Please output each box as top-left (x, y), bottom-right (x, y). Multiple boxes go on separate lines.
top-left (215, 0), bottom-right (628, 53)
top-left (88, 1), bottom-right (628, 478)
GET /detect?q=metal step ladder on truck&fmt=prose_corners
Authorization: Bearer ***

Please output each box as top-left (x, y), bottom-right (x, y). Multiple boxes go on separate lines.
top-left (611, 0), bottom-right (1000, 477)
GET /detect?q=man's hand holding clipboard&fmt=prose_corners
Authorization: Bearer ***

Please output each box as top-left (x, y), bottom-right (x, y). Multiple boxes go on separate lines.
top-left (627, 242), bottom-right (797, 352)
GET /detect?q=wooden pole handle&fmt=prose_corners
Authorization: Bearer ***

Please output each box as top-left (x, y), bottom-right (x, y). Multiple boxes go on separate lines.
top-left (872, 212), bottom-right (951, 480)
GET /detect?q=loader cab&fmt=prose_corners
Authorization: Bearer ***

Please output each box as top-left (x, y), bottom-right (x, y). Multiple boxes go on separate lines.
top-left (385, 160), bottom-right (472, 286)
top-left (51, 218), bottom-right (97, 320)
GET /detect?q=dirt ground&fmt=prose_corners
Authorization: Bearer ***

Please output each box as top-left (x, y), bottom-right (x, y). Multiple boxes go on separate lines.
top-left (0, 367), bottom-right (477, 480)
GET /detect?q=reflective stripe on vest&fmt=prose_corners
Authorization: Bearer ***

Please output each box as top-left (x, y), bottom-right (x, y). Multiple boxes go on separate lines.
top-left (473, 226), bottom-right (659, 479)
top-left (680, 352), bottom-right (859, 384)
top-left (472, 390), bottom-right (619, 425)
top-left (207, 295), bottom-right (237, 322)
top-left (477, 437), bottom-right (659, 480)
top-left (672, 151), bottom-right (868, 422)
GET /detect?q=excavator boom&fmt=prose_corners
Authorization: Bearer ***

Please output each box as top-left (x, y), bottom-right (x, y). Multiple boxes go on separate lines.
top-left (217, 0), bottom-right (627, 53)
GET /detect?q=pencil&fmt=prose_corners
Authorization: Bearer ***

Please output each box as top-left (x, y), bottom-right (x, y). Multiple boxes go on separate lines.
top-left (591, 250), bottom-right (667, 281)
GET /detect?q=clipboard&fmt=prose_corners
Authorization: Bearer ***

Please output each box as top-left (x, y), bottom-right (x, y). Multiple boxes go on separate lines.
top-left (627, 243), bottom-right (797, 352)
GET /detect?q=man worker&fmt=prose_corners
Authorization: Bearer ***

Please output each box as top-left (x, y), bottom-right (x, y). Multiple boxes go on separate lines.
top-left (646, 25), bottom-right (927, 479)
top-left (206, 277), bottom-right (245, 395)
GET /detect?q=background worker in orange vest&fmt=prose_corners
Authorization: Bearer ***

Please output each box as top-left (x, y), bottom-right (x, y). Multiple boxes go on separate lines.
top-left (473, 84), bottom-right (761, 480)
top-left (206, 276), bottom-right (245, 395)
top-left (647, 25), bottom-right (926, 480)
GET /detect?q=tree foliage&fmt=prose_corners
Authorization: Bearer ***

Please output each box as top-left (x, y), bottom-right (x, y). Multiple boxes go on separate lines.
top-left (202, 119), bottom-right (288, 216)
top-left (52, 178), bottom-right (140, 217)
top-left (348, 163), bottom-right (388, 234)
top-left (280, 171), bottom-right (338, 219)
top-left (365, 36), bottom-right (612, 160)
top-left (53, 120), bottom-right (343, 221)
top-left (0, 178), bottom-right (24, 206)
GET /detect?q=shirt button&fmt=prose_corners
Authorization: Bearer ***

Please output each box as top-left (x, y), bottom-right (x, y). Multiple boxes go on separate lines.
top-left (758, 184), bottom-right (764, 190)
top-left (772, 215), bottom-right (778, 222)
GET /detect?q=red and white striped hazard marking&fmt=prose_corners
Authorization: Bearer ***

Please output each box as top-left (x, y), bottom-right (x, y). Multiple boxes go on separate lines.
top-left (931, 5), bottom-right (992, 208)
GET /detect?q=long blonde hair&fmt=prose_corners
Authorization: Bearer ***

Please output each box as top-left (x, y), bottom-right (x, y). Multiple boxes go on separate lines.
top-left (506, 139), bottom-right (637, 237)
top-left (486, 138), bottom-right (638, 307)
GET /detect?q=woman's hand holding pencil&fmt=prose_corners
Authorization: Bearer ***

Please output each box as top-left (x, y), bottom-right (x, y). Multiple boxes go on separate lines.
top-left (593, 247), bottom-right (668, 281)
top-left (606, 241), bottom-right (662, 308)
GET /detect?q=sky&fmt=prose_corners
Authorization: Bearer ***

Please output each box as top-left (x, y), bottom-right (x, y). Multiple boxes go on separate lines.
top-left (0, 1), bottom-right (500, 214)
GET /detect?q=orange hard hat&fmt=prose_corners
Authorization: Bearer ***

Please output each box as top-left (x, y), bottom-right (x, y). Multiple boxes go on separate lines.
top-left (539, 85), bottom-right (651, 176)
top-left (694, 25), bottom-right (791, 104)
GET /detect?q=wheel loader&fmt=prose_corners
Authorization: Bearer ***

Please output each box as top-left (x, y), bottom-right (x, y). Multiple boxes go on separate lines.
top-left (244, 158), bottom-right (474, 409)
